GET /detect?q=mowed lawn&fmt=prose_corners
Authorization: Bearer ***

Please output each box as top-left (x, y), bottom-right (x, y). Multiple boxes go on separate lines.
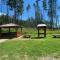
top-left (0, 28), bottom-right (60, 60)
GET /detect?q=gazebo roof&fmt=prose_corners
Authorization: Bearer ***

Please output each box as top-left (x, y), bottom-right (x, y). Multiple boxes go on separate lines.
top-left (0, 23), bottom-right (19, 28)
top-left (37, 24), bottom-right (47, 27)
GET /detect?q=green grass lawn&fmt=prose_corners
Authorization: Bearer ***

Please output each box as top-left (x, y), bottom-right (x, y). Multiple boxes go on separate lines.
top-left (0, 28), bottom-right (60, 60)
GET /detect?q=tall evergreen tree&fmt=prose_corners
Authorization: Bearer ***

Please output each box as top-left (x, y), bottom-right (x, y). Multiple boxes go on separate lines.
top-left (26, 4), bottom-right (31, 20)
top-left (48, 0), bottom-right (57, 29)
top-left (42, 0), bottom-right (47, 20)
top-left (34, 0), bottom-right (42, 25)
top-left (43, 0), bottom-right (47, 10)
top-left (7, 0), bottom-right (24, 24)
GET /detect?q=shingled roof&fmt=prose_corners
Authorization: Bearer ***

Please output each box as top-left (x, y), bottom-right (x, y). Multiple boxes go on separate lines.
top-left (0, 23), bottom-right (19, 28)
top-left (37, 24), bottom-right (47, 27)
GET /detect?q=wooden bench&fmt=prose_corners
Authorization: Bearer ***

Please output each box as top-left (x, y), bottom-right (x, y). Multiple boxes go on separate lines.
top-left (23, 34), bottom-right (31, 38)
top-left (52, 34), bottom-right (60, 38)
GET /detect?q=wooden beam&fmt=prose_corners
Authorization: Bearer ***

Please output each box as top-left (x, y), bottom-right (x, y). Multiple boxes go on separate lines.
top-left (9, 28), bottom-right (10, 33)
top-left (38, 28), bottom-right (39, 38)
top-left (44, 28), bottom-right (46, 37)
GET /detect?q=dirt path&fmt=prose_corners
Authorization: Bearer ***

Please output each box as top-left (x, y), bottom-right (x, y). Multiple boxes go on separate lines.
top-left (0, 35), bottom-right (24, 43)
top-left (0, 54), bottom-right (60, 60)
top-left (0, 39), bottom-right (8, 43)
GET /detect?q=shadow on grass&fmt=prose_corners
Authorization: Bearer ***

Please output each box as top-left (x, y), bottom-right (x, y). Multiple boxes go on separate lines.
top-left (0, 36), bottom-right (15, 39)
top-left (53, 37), bottom-right (60, 38)
top-left (0, 32), bottom-right (17, 39)
top-left (31, 37), bottom-right (45, 39)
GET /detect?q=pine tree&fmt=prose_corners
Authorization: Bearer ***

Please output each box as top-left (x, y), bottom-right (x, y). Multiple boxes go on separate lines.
top-left (26, 4), bottom-right (31, 20)
top-left (48, 0), bottom-right (57, 29)
top-left (43, 0), bottom-right (47, 10)
top-left (34, 0), bottom-right (42, 25)
top-left (7, 0), bottom-right (24, 24)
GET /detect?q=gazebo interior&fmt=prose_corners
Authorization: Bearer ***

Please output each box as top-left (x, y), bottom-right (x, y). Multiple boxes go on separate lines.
top-left (0, 23), bottom-right (21, 39)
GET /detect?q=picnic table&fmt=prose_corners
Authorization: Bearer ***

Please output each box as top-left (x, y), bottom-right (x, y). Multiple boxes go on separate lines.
top-left (52, 34), bottom-right (60, 38)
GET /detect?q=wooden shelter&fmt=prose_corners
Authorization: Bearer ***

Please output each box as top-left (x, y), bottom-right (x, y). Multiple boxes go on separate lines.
top-left (0, 1), bottom-right (23, 38)
top-left (37, 24), bottom-right (47, 38)
top-left (0, 23), bottom-right (21, 38)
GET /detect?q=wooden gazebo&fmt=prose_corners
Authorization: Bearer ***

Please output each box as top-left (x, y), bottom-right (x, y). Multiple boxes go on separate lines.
top-left (37, 24), bottom-right (47, 38)
top-left (0, 23), bottom-right (21, 38)
top-left (0, 1), bottom-right (24, 38)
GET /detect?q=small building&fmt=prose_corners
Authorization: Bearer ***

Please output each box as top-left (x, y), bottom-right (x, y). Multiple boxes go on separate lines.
top-left (37, 24), bottom-right (47, 38)
top-left (0, 23), bottom-right (22, 38)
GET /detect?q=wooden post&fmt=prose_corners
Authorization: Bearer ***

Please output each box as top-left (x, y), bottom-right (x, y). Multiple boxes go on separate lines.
top-left (21, 27), bottom-right (22, 33)
top-left (0, 28), bottom-right (1, 33)
top-left (38, 28), bottom-right (39, 38)
top-left (44, 27), bottom-right (46, 37)
top-left (15, 28), bottom-right (18, 38)
top-left (15, 28), bottom-right (18, 32)
top-left (0, 28), bottom-right (1, 38)
top-left (8, 28), bottom-right (10, 38)
top-left (21, 26), bottom-right (23, 33)
top-left (9, 27), bottom-right (10, 33)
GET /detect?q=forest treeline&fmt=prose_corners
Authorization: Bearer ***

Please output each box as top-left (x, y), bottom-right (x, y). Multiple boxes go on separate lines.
top-left (0, 0), bottom-right (59, 29)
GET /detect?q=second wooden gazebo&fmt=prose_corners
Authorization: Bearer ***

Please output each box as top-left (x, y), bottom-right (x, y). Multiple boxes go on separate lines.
top-left (37, 24), bottom-right (47, 38)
